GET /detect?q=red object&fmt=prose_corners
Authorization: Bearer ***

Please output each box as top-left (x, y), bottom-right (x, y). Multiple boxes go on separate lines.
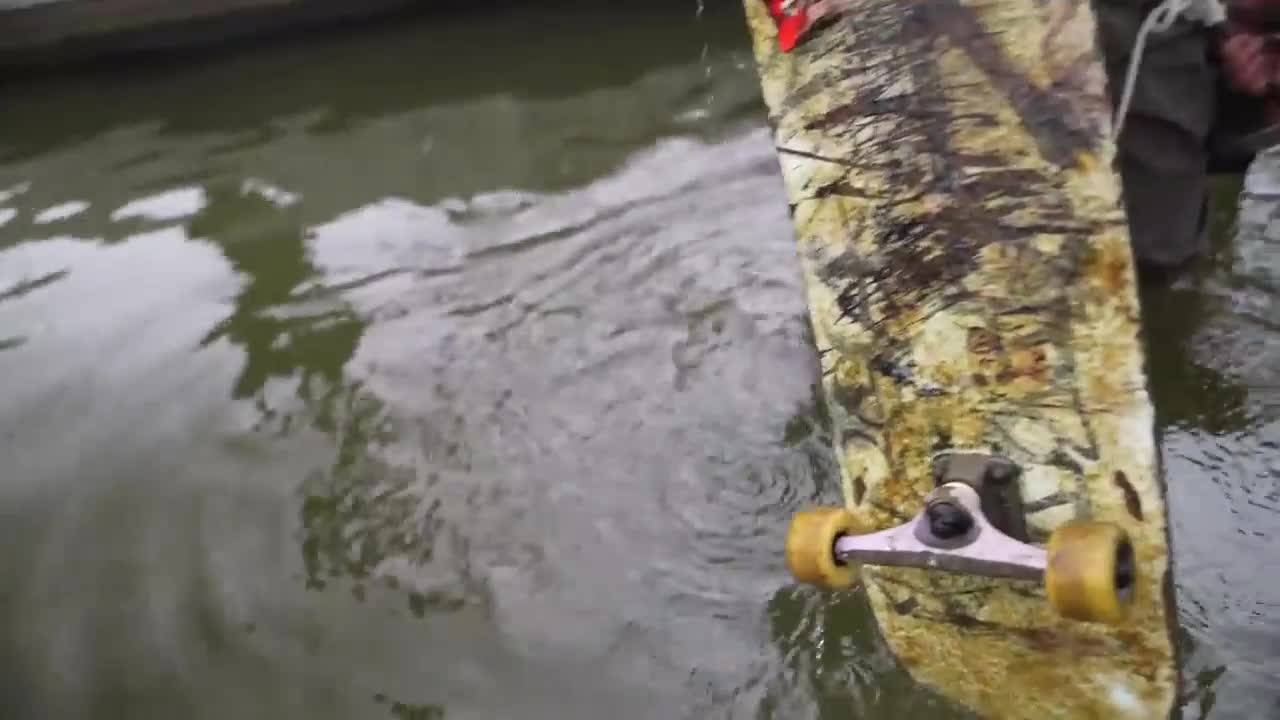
top-left (777, 7), bottom-right (810, 52)
top-left (765, 0), bottom-right (811, 52)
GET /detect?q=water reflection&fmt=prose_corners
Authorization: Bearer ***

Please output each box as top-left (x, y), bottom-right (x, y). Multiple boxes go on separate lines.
top-left (1, 4), bottom-right (833, 718)
top-left (1140, 282), bottom-right (1254, 434)
top-left (1138, 179), bottom-right (1253, 434)
top-left (1157, 171), bottom-right (1280, 720)
top-left (760, 586), bottom-right (976, 719)
top-left (371, 693), bottom-right (445, 720)
top-left (191, 184), bottom-right (363, 408)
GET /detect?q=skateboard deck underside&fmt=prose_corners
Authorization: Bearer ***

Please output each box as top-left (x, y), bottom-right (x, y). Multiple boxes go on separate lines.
top-left (740, 0), bottom-right (1178, 717)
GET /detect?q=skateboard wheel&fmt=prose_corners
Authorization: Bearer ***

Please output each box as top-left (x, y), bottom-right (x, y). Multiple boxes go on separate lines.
top-left (785, 507), bottom-right (862, 590)
top-left (1044, 521), bottom-right (1136, 625)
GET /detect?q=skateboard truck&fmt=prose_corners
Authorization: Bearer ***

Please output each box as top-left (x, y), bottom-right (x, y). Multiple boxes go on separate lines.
top-left (831, 482), bottom-right (1047, 581)
top-left (784, 451), bottom-right (1138, 624)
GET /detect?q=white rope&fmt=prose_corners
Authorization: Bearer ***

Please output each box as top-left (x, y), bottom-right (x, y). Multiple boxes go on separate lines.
top-left (1111, 0), bottom-right (1226, 141)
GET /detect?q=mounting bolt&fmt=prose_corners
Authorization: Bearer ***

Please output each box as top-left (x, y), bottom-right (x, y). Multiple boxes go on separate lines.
top-left (926, 500), bottom-right (974, 539)
top-left (987, 461), bottom-right (1015, 484)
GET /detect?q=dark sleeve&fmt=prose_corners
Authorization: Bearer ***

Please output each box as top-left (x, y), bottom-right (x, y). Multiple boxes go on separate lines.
top-left (1092, 0), bottom-right (1216, 269)
top-left (1227, 0), bottom-right (1280, 30)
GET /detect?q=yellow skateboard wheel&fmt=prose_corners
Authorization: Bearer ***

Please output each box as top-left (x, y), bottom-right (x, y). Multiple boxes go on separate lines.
top-left (784, 507), bottom-right (863, 590)
top-left (1044, 521), bottom-right (1136, 625)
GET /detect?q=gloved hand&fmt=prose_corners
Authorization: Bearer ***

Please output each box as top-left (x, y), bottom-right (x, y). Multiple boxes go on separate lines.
top-left (1220, 31), bottom-right (1275, 95)
top-left (1220, 0), bottom-right (1280, 97)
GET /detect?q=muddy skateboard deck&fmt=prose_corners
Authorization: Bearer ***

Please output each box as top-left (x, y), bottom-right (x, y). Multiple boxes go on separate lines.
top-left (740, 1), bottom-right (1179, 718)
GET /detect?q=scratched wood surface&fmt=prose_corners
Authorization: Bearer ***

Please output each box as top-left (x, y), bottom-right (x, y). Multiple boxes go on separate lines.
top-left (741, 0), bottom-right (1178, 717)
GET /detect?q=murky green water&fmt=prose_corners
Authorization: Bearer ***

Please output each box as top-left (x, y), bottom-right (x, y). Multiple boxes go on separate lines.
top-left (0, 3), bottom-right (1276, 719)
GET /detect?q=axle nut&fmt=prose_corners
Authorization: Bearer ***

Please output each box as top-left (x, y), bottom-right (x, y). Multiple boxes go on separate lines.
top-left (926, 500), bottom-right (974, 539)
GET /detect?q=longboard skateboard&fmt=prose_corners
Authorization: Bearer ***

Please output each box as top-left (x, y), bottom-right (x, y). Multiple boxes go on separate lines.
top-left (740, 1), bottom-right (1180, 717)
